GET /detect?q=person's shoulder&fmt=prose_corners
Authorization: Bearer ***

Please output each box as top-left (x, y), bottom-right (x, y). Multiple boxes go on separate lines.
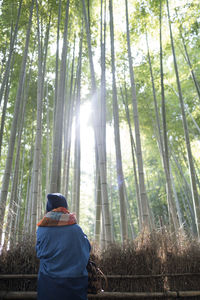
top-left (69, 224), bottom-right (88, 236)
top-left (70, 223), bottom-right (83, 232)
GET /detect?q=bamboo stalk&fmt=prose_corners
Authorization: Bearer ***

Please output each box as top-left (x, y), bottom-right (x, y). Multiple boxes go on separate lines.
top-left (1, 291), bottom-right (200, 299)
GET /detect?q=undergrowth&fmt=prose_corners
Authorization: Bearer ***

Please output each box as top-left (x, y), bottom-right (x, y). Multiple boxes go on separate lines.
top-left (0, 229), bottom-right (200, 292)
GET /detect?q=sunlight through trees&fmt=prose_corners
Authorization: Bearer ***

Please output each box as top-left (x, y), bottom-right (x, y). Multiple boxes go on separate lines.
top-left (0, 0), bottom-right (199, 248)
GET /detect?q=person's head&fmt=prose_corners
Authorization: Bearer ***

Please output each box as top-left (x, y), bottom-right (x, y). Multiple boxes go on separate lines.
top-left (46, 193), bottom-right (68, 212)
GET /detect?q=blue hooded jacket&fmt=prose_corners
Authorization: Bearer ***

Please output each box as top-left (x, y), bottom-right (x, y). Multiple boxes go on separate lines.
top-left (36, 224), bottom-right (91, 300)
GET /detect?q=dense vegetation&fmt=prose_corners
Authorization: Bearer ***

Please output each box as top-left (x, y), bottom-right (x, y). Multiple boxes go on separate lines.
top-left (0, 0), bottom-right (199, 248)
top-left (1, 231), bottom-right (200, 295)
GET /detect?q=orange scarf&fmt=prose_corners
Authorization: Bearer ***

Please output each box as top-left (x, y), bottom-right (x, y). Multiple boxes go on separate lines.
top-left (37, 207), bottom-right (77, 227)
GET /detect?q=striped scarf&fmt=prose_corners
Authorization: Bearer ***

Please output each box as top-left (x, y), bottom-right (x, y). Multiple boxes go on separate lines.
top-left (37, 207), bottom-right (77, 227)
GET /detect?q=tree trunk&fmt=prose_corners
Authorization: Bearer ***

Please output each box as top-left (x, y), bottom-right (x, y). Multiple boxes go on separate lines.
top-left (53, 0), bottom-right (61, 122)
top-left (124, 181), bottom-right (136, 239)
top-left (125, 0), bottom-right (151, 230)
top-left (0, 69), bottom-right (12, 159)
top-left (95, 167), bottom-right (102, 243)
top-left (179, 26), bottom-right (200, 101)
top-left (166, 0), bottom-right (200, 237)
top-left (11, 146), bottom-right (26, 247)
top-left (170, 167), bottom-right (183, 227)
top-left (171, 149), bottom-right (197, 234)
top-left (50, 0), bottom-right (70, 192)
top-left (109, 0), bottom-right (128, 242)
top-left (0, 0), bottom-right (34, 244)
top-left (176, 173), bottom-right (196, 234)
top-left (23, 170), bottom-right (31, 236)
top-left (100, 0), bottom-right (107, 156)
top-left (94, 0), bottom-right (107, 243)
top-left (73, 34), bottom-right (82, 222)
top-left (121, 87), bottom-right (142, 231)
top-left (0, 30), bottom-right (18, 160)
top-left (24, 141), bottom-right (34, 235)
top-left (45, 83), bottom-right (50, 195)
top-left (82, 0), bottom-right (112, 244)
top-left (31, 0), bottom-right (44, 234)
top-left (0, 0), bottom-right (22, 106)
top-left (17, 147), bottom-right (26, 245)
top-left (62, 36), bottom-right (76, 196)
top-left (159, 1), bottom-right (179, 231)
top-left (3, 62), bottom-right (31, 249)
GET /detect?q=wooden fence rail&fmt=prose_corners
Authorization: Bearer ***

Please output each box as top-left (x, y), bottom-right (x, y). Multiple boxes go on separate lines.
top-left (1, 273), bottom-right (200, 299)
top-left (1, 291), bottom-right (200, 299)
top-left (1, 272), bottom-right (200, 279)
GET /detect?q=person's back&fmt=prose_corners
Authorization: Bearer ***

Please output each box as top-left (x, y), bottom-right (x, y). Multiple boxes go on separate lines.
top-left (36, 193), bottom-right (91, 300)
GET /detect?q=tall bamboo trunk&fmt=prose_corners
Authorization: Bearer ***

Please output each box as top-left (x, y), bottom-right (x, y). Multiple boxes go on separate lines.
top-left (125, 0), bottom-right (151, 230)
top-left (124, 181), bottom-right (136, 239)
top-left (31, 0), bottom-right (44, 234)
top-left (3, 64), bottom-right (31, 249)
top-left (24, 142), bottom-right (34, 235)
top-left (0, 0), bottom-right (34, 244)
top-left (166, 0), bottom-right (200, 237)
top-left (100, 0), bottom-right (107, 158)
top-left (121, 87), bottom-right (142, 231)
top-left (64, 106), bottom-right (74, 199)
top-left (82, 0), bottom-right (112, 244)
top-left (73, 34), bottom-right (82, 222)
top-left (65, 75), bottom-right (78, 204)
top-left (62, 37), bottom-right (76, 196)
top-left (64, 66), bottom-right (77, 202)
top-left (146, 29), bottom-right (177, 228)
top-left (94, 0), bottom-right (107, 243)
top-left (176, 172), bottom-right (196, 234)
top-left (179, 26), bottom-right (200, 101)
top-left (17, 149), bottom-right (26, 245)
top-left (95, 167), bottom-right (102, 243)
top-left (45, 84), bottom-right (50, 195)
top-left (0, 0), bottom-right (22, 106)
top-left (23, 176), bottom-right (30, 234)
top-left (159, 1), bottom-right (179, 231)
top-left (109, 0), bottom-right (128, 242)
top-left (53, 0), bottom-right (61, 122)
top-left (11, 146), bottom-right (26, 248)
top-left (0, 28), bottom-right (17, 160)
top-left (50, 0), bottom-right (61, 189)
top-left (0, 65), bottom-right (12, 159)
top-left (170, 167), bottom-right (183, 226)
top-left (50, 0), bottom-right (70, 192)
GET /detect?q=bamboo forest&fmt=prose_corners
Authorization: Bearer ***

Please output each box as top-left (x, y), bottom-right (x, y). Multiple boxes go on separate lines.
top-left (0, 0), bottom-right (200, 298)
top-left (0, 0), bottom-right (200, 245)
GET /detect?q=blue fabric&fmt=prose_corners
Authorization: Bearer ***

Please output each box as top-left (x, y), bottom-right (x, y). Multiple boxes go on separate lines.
top-left (36, 224), bottom-right (91, 299)
top-left (36, 224), bottom-right (91, 277)
top-left (37, 273), bottom-right (88, 300)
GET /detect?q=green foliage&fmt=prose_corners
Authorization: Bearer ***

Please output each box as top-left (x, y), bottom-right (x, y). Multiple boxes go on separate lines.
top-left (0, 0), bottom-right (200, 242)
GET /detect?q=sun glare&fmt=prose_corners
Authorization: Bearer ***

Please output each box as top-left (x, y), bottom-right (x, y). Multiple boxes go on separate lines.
top-left (79, 100), bottom-right (95, 177)
top-left (78, 101), bottom-right (96, 234)
top-left (71, 100), bottom-right (95, 176)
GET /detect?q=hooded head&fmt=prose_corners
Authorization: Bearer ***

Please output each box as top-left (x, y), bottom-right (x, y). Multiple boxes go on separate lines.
top-left (46, 193), bottom-right (68, 212)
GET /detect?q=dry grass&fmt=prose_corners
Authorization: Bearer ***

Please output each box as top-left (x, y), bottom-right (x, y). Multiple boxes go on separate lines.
top-left (0, 236), bottom-right (39, 274)
top-left (96, 229), bottom-right (200, 292)
top-left (0, 229), bottom-right (200, 293)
